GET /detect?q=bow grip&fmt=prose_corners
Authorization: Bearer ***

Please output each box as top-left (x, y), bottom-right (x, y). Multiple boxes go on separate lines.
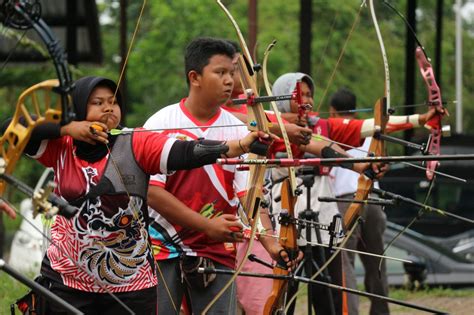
top-left (275, 248), bottom-right (299, 270)
top-left (48, 193), bottom-right (78, 219)
top-left (249, 137), bottom-right (270, 156)
top-left (363, 167), bottom-right (377, 180)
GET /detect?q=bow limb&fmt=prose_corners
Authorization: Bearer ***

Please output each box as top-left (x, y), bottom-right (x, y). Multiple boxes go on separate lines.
top-left (262, 40), bottom-right (298, 196)
top-left (261, 41), bottom-right (299, 313)
top-left (202, 2), bottom-right (271, 313)
top-left (263, 178), bottom-right (298, 314)
top-left (345, 0), bottom-right (390, 230)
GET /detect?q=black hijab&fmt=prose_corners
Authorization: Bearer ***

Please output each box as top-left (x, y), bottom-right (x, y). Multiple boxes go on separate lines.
top-left (72, 76), bottom-right (123, 162)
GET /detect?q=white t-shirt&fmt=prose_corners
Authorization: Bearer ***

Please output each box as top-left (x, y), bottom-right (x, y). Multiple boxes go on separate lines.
top-left (330, 137), bottom-right (379, 197)
top-left (271, 167), bottom-right (342, 246)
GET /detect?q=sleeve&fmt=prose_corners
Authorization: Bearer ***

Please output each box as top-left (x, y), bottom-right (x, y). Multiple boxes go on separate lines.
top-left (143, 111), bottom-right (170, 186)
top-left (268, 140), bottom-right (303, 159)
top-left (150, 173), bottom-right (166, 187)
top-left (132, 130), bottom-right (177, 176)
top-left (32, 137), bottom-right (66, 168)
top-left (233, 126), bottom-right (251, 198)
top-left (233, 164), bottom-right (248, 198)
top-left (265, 111), bottom-right (289, 124)
top-left (327, 118), bottom-right (364, 148)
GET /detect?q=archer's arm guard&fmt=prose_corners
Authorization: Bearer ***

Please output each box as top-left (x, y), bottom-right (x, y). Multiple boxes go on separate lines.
top-left (321, 146), bottom-right (354, 170)
top-left (167, 138), bottom-right (229, 170)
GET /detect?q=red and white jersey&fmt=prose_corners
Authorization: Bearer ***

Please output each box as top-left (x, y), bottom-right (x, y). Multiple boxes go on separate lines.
top-left (326, 118), bottom-right (364, 147)
top-left (32, 131), bottom-right (174, 293)
top-left (145, 99), bottom-right (249, 268)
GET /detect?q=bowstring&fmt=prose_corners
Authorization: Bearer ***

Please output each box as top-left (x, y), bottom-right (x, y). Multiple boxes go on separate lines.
top-left (0, 27), bottom-right (28, 72)
top-left (377, 176), bottom-right (436, 275)
top-left (313, 11), bottom-right (340, 80)
top-left (113, 0), bottom-right (147, 103)
top-left (315, 2), bottom-right (365, 113)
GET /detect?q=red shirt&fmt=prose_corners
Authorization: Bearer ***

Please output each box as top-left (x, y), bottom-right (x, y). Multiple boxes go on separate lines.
top-left (34, 131), bottom-right (172, 292)
top-left (269, 117), bottom-right (364, 158)
top-left (145, 100), bottom-right (249, 268)
top-left (325, 118), bottom-right (364, 148)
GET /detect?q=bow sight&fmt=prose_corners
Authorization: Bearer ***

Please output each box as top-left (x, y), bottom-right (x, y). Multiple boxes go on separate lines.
top-left (0, 0), bottom-right (41, 30)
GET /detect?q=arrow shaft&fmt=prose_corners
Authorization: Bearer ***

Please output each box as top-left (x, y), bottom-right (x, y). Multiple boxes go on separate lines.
top-left (231, 93), bottom-right (294, 105)
top-left (373, 188), bottom-right (474, 224)
top-left (218, 154), bottom-right (474, 166)
top-left (198, 267), bottom-right (447, 314)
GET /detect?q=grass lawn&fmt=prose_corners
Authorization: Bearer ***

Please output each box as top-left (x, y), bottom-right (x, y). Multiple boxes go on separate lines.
top-left (294, 285), bottom-right (474, 315)
top-left (1, 204), bottom-right (34, 314)
top-left (0, 271), bottom-right (32, 314)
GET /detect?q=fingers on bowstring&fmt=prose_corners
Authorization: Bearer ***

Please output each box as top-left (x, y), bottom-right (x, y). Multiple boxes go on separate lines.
top-left (228, 230), bottom-right (244, 242)
top-left (90, 124), bottom-right (109, 145)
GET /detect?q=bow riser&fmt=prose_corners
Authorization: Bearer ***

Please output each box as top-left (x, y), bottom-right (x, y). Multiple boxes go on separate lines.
top-left (342, 177), bottom-right (372, 229)
top-left (0, 79), bottom-right (63, 196)
top-left (415, 47), bottom-right (444, 180)
top-left (263, 178), bottom-right (297, 314)
top-left (237, 54), bottom-right (270, 220)
top-left (343, 97), bottom-right (387, 229)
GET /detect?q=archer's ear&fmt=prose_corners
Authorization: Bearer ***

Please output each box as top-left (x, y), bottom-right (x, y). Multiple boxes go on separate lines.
top-left (188, 70), bottom-right (201, 88)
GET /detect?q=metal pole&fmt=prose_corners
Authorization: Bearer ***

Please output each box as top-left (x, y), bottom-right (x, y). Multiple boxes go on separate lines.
top-left (435, 0), bottom-right (443, 83)
top-left (455, 0), bottom-right (463, 133)
top-left (248, 0), bottom-right (258, 62)
top-left (66, 0), bottom-right (78, 65)
top-left (404, 0), bottom-right (417, 151)
top-left (0, 260), bottom-right (84, 314)
top-left (120, 0), bottom-right (128, 124)
top-left (299, 0), bottom-right (312, 75)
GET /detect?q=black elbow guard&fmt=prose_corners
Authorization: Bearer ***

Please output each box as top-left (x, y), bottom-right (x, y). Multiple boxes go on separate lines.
top-left (167, 138), bottom-right (229, 170)
top-left (321, 146), bottom-right (354, 170)
top-left (193, 139), bottom-right (229, 163)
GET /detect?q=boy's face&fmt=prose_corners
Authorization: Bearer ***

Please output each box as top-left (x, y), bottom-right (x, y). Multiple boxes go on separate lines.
top-left (197, 54), bottom-right (235, 105)
top-left (290, 81), bottom-right (313, 114)
top-left (86, 86), bottom-right (121, 130)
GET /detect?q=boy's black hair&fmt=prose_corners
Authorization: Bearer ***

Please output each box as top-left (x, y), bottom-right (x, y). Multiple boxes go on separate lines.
top-left (226, 40), bottom-right (240, 53)
top-left (329, 87), bottom-right (357, 112)
top-left (184, 37), bottom-right (236, 85)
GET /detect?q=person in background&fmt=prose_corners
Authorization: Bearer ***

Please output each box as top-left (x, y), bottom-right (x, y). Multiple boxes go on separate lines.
top-left (329, 88), bottom-right (390, 315)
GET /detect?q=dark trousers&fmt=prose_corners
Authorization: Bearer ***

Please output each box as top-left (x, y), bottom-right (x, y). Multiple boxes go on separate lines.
top-left (287, 246), bottom-right (344, 315)
top-left (338, 194), bottom-right (390, 315)
top-left (156, 257), bottom-right (237, 315)
top-left (42, 279), bottom-right (157, 315)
